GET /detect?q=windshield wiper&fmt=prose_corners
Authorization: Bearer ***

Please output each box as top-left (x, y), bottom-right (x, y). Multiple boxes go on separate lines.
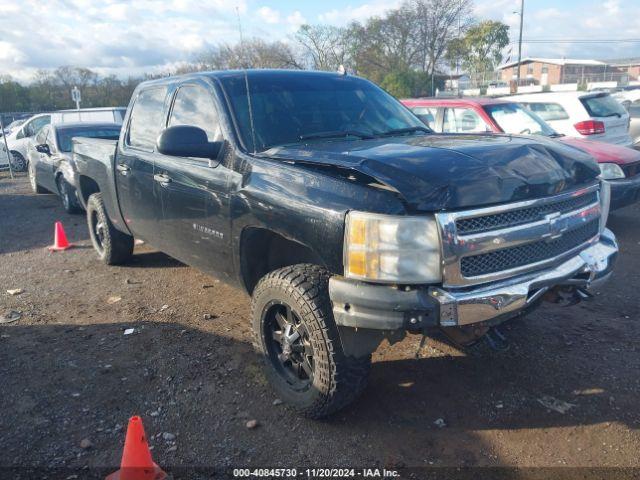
top-left (548, 132), bottom-right (565, 138)
top-left (299, 130), bottom-right (374, 141)
top-left (375, 126), bottom-right (431, 137)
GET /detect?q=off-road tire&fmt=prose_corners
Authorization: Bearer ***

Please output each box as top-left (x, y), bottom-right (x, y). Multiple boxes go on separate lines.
top-left (86, 192), bottom-right (134, 265)
top-left (57, 175), bottom-right (82, 214)
top-left (28, 161), bottom-right (47, 194)
top-left (251, 264), bottom-right (371, 419)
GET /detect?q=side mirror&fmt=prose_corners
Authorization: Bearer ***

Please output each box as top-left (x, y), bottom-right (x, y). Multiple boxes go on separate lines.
top-left (36, 144), bottom-right (51, 155)
top-left (156, 125), bottom-right (222, 159)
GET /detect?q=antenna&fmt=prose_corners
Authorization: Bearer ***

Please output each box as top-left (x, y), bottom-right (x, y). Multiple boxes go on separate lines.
top-left (236, 6), bottom-right (246, 68)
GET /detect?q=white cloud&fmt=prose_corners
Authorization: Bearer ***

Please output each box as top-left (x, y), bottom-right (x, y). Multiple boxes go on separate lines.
top-left (318, 1), bottom-right (400, 25)
top-left (287, 11), bottom-right (307, 30)
top-left (257, 6), bottom-right (281, 24)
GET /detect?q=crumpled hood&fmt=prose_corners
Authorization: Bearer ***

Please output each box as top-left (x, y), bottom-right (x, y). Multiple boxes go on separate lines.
top-left (264, 134), bottom-right (601, 212)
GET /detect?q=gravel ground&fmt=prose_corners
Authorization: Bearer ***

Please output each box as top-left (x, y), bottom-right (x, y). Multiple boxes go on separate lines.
top-left (0, 172), bottom-right (639, 479)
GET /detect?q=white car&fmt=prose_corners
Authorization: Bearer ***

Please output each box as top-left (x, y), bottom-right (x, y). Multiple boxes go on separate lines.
top-left (3, 114), bottom-right (51, 171)
top-left (4, 107), bottom-right (126, 172)
top-left (502, 91), bottom-right (632, 147)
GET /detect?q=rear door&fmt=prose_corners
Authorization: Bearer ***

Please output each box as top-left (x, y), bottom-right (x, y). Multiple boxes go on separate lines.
top-left (442, 107), bottom-right (492, 133)
top-left (579, 93), bottom-right (631, 145)
top-left (115, 86), bottom-right (169, 242)
top-left (153, 81), bottom-right (235, 279)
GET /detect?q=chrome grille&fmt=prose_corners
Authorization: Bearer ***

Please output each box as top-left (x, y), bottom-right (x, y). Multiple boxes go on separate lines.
top-left (455, 191), bottom-right (598, 235)
top-left (622, 162), bottom-right (640, 178)
top-left (460, 220), bottom-right (599, 277)
top-left (436, 184), bottom-right (602, 287)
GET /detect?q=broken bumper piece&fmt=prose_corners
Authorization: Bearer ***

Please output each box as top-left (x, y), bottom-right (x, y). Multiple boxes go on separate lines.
top-left (329, 229), bottom-right (618, 330)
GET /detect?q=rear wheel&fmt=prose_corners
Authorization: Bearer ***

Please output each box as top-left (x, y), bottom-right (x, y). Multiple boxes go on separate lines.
top-left (251, 264), bottom-right (371, 418)
top-left (86, 192), bottom-right (134, 265)
top-left (28, 161), bottom-right (47, 194)
top-left (57, 175), bottom-right (82, 214)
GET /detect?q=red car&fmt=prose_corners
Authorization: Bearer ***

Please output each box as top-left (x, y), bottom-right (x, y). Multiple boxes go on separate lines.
top-left (402, 97), bottom-right (640, 210)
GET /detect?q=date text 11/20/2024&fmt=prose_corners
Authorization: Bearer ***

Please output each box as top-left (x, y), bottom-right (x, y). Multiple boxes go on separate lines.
top-left (232, 468), bottom-right (400, 478)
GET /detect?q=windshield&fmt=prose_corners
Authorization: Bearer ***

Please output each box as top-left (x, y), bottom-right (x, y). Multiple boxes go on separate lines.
top-left (218, 72), bottom-right (427, 152)
top-left (484, 103), bottom-right (557, 137)
top-left (56, 127), bottom-right (121, 152)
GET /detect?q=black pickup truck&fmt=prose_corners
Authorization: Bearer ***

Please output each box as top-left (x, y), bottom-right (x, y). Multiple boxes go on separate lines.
top-left (73, 70), bottom-right (618, 418)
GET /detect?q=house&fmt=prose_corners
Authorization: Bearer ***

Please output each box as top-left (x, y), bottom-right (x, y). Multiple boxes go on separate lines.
top-left (497, 57), bottom-right (609, 85)
top-left (607, 58), bottom-right (640, 82)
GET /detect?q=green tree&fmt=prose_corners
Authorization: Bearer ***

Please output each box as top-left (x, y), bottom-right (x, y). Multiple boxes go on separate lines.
top-left (449, 20), bottom-right (510, 85)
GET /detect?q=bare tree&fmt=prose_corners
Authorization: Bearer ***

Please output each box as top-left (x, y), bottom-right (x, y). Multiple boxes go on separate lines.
top-left (411, 0), bottom-right (474, 77)
top-left (197, 38), bottom-right (303, 70)
top-left (295, 24), bottom-right (352, 71)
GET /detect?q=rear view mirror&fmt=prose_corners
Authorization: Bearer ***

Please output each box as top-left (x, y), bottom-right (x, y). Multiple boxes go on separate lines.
top-left (156, 125), bottom-right (221, 159)
top-left (36, 144), bottom-right (51, 155)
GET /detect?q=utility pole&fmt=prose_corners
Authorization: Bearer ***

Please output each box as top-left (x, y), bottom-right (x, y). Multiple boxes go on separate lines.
top-left (516, 0), bottom-right (524, 89)
top-left (0, 116), bottom-right (14, 179)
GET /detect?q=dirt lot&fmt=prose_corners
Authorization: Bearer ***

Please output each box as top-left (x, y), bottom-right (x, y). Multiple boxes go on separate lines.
top-left (1, 171), bottom-right (639, 479)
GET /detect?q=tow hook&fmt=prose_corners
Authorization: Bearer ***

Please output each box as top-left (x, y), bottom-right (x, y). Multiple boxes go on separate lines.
top-left (543, 286), bottom-right (593, 306)
top-left (483, 327), bottom-right (509, 352)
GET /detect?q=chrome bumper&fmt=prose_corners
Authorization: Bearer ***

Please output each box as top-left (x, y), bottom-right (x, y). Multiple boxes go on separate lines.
top-left (329, 229), bottom-right (617, 330)
top-left (430, 228), bottom-right (618, 326)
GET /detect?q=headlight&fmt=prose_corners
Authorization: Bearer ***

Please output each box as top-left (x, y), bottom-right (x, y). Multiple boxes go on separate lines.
top-left (599, 163), bottom-right (625, 180)
top-left (599, 180), bottom-right (611, 233)
top-left (344, 211), bottom-right (441, 283)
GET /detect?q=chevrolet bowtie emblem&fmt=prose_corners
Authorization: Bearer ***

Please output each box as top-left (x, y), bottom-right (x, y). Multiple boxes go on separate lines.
top-left (545, 212), bottom-right (569, 240)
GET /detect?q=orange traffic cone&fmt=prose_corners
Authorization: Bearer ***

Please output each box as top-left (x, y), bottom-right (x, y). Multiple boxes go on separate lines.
top-left (48, 221), bottom-right (73, 251)
top-left (106, 416), bottom-right (167, 480)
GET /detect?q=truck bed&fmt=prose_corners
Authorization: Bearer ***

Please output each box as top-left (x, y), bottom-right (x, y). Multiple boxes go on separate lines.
top-left (72, 137), bottom-right (121, 223)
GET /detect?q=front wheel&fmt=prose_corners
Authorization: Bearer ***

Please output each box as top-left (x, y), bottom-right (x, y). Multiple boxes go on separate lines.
top-left (251, 264), bottom-right (371, 419)
top-left (57, 176), bottom-right (82, 214)
top-left (86, 192), bottom-right (134, 265)
top-left (10, 151), bottom-right (27, 172)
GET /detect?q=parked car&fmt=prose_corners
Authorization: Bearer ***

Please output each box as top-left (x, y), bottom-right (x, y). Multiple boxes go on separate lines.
top-left (624, 102), bottom-right (640, 148)
top-left (402, 97), bottom-right (640, 210)
top-left (3, 113), bottom-right (51, 171)
top-left (73, 70), bottom-right (617, 418)
top-left (501, 91), bottom-right (632, 147)
top-left (4, 107), bottom-right (126, 172)
top-left (28, 122), bottom-right (121, 213)
top-left (1, 118), bottom-right (26, 136)
top-left (50, 107), bottom-right (126, 124)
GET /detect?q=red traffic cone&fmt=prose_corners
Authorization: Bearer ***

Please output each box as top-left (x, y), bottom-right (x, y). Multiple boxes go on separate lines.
top-left (106, 416), bottom-right (167, 480)
top-left (48, 221), bottom-right (73, 251)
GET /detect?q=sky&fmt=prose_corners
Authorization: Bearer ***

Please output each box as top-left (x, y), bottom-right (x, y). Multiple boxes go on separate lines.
top-left (0, 0), bottom-right (638, 82)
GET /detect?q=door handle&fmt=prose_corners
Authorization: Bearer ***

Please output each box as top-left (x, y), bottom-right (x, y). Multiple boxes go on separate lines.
top-left (153, 173), bottom-right (172, 185)
top-left (116, 163), bottom-right (131, 175)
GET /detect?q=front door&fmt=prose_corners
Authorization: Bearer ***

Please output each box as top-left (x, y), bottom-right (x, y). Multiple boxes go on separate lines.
top-left (154, 82), bottom-right (235, 280)
top-left (115, 86), bottom-right (168, 242)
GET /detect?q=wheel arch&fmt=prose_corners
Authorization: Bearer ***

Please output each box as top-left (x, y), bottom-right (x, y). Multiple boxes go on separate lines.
top-left (239, 227), bottom-right (326, 295)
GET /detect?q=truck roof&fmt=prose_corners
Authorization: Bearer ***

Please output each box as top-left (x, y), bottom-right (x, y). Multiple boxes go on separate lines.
top-left (137, 69), bottom-right (361, 88)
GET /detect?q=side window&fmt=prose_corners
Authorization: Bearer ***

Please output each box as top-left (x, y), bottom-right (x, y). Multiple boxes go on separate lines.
top-left (443, 108), bottom-right (490, 133)
top-left (168, 85), bottom-right (221, 141)
top-left (127, 87), bottom-right (168, 150)
top-left (35, 125), bottom-right (49, 144)
top-left (524, 102), bottom-right (569, 121)
top-left (30, 116), bottom-right (51, 137)
top-left (411, 106), bottom-right (439, 131)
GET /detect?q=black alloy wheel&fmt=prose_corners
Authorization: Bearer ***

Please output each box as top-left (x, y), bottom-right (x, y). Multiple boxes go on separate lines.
top-left (263, 300), bottom-right (314, 389)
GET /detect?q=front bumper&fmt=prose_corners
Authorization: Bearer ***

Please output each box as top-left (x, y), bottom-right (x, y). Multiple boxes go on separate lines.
top-left (609, 175), bottom-right (640, 210)
top-left (329, 229), bottom-right (618, 330)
